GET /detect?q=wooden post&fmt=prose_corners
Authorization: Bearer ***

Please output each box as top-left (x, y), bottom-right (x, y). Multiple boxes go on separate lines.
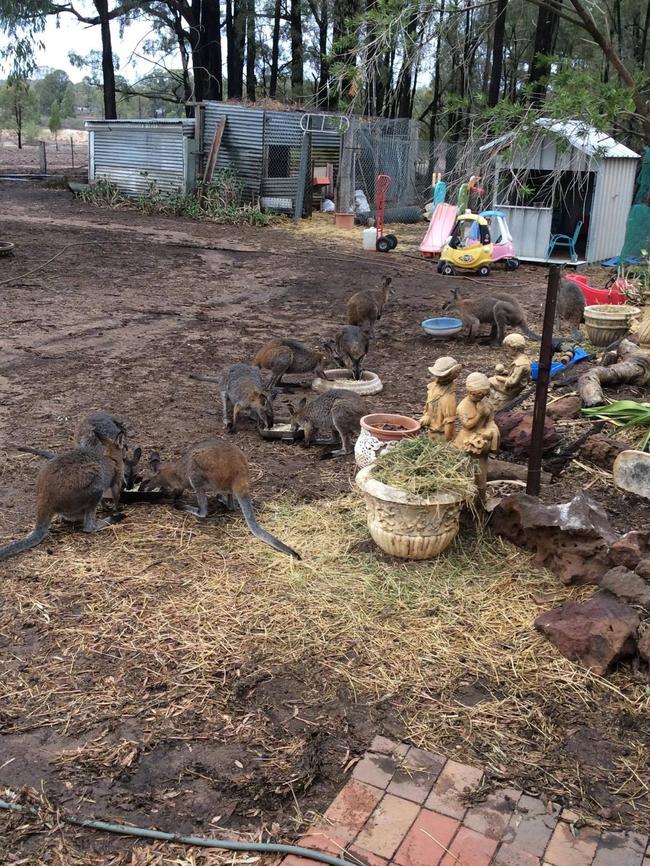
top-left (336, 120), bottom-right (355, 214)
top-left (39, 141), bottom-right (47, 175)
top-left (70, 136), bottom-right (75, 169)
top-left (526, 265), bottom-right (561, 496)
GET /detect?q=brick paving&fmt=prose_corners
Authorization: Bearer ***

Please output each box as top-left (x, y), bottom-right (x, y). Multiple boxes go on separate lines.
top-left (282, 739), bottom-right (650, 866)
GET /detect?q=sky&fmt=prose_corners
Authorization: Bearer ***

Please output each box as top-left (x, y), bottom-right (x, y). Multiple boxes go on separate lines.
top-left (0, 15), bottom-right (179, 82)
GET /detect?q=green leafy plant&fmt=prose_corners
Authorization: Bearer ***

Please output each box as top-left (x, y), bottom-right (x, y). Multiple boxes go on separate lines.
top-left (582, 400), bottom-right (650, 451)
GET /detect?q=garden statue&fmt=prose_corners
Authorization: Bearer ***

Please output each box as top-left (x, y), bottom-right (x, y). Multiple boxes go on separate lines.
top-left (488, 333), bottom-right (531, 407)
top-left (454, 372), bottom-right (500, 502)
top-left (420, 356), bottom-right (462, 441)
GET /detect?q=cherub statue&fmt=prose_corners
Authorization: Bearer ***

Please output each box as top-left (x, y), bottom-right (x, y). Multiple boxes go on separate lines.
top-left (454, 372), bottom-right (500, 456)
top-left (488, 333), bottom-right (531, 408)
top-left (420, 356), bottom-right (462, 442)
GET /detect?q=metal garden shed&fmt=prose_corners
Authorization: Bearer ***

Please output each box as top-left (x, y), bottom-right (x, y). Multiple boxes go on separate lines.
top-left (480, 119), bottom-right (639, 264)
top-left (86, 118), bottom-right (197, 196)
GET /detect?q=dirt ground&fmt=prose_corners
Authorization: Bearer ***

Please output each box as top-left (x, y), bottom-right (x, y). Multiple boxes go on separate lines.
top-left (0, 182), bottom-right (649, 862)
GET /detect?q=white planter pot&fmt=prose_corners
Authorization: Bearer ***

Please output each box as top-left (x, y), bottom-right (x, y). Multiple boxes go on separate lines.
top-left (584, 304), bottom-right (640, 347)
top-left (312, 369), bottom-right (383, 395)
top-left (355, 465), bottom-right (463, 560)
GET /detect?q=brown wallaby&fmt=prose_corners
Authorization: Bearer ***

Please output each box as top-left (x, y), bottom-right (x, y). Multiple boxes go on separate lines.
top-left (190, 364), bottom-right (275, 432)
top-left (0, 435), bottom-right (125, 561)
top-left (288, 390), bottom-right (363, 456)
top-left (443, 288), bottom-right (541, 344)
top-left (141, 441), bottom-right (300, 559)
top-left (253, 338), bottom-right (330, 388)
top-left (558, 277), bottom-right (585, 340)
top-left (325, 326), bottom-right (370, 381)
top-left (15, 411), bottom-right (142, 499)
top-left (347, 276), bottom-right (394, 334)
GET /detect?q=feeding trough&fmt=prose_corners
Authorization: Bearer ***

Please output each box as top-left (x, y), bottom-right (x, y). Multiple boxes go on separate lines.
top-left (312, 369), bottom-right (383, 395)
top-left (257, 423), bottom-right (336, 445)
top-left (0, 241), bottom-right (15, 256)
top-left (421, 317), bottom-right (463, 338)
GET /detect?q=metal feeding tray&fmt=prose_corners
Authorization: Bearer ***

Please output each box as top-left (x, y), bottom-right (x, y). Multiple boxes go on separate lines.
top-left (257, 423), bottom-right (337, 445)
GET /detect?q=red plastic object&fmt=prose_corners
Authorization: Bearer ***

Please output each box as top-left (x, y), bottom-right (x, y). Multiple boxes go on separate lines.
top-left (313, 176), bottom-right (330, 186)
top-left (375, 174), bottom-right (391, 240)
top-left (564, 273), bottom-right (627, 306)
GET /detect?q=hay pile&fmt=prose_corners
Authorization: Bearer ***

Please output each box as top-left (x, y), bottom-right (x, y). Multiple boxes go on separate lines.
top-left (372, 437), bottom-right (477, 500)
top-left (2, 495), bottom-right (650, 854)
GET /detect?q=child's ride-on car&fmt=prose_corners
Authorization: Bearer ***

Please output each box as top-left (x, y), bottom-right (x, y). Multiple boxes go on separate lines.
top-left (437, 213), bottom-right (493, 277)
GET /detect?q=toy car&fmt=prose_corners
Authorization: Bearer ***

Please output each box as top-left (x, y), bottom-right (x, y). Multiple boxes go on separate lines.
top-left (437, 213), bottom-right (493, 276)
top-left (480, 210), bottom-right (519, 271)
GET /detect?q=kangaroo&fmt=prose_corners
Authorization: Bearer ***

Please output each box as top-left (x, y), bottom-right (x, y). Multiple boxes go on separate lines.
top-left (325, 326), bottom-right (370, 381)
top-left (0, 435), bottom-right (125, 561)
top-left (253, 338), bottom-right (330, 389)
top-left (443, 288), bottom-right (541, 344)
top-left (190, 364), bottom-right (274, 432)
top-left (558, 277), bottom-right (585, 340)
top-left (142, 441), bottom-right (300, 559)
top-left (288, 390), bottom-right (363, 456)
top-left (347, 276), bottom-right (394, 334)
top-left (15, 411), bottom-right (142, 501)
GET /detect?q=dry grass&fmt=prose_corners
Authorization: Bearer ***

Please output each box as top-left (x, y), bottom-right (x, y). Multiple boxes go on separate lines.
top-left (2, 494), bottom-right (650, 856)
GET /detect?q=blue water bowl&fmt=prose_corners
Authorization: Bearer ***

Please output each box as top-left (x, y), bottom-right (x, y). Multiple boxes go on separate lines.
top-left (421, 316), bottom-right (463, 338)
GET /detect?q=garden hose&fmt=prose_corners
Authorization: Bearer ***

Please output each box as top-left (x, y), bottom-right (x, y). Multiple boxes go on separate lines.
top-left (0, 799), bottom-right (354, 866)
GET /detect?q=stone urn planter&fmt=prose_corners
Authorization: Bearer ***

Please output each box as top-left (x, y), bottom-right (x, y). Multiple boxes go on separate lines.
top-left (312, 368), bottom-right (383, 395)
top-left (355, 464), bottom-right (463, 560)
top-left (354, 413), bottom-right (421, 468)
top-left (584, 304), bottom-right (640, 347)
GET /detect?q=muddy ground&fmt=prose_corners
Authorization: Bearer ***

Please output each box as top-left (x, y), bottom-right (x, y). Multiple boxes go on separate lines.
top-left (0, 182), bottom-right (648, 861)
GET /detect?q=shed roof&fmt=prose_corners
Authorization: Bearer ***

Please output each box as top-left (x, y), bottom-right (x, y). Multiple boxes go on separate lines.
top-left (480, 118), bottom-right (638, 159)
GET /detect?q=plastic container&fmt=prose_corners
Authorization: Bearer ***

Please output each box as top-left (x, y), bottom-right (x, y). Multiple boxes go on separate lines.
top-left (564, 273), bottom-right (627, 306)
top-left (363, 224), bottom-right (378, 250)
top-left (421, 317), bottom-right (464, 337)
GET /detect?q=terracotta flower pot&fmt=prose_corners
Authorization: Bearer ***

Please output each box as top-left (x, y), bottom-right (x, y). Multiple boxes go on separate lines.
top-left (355, 464), bottom-right (462, 560)
top-left (335, 213), bottom-right (355, 230)
top-left (354, 414), bottom-right (421, 468)
top-left (584, 304), bottom-right (640, 347)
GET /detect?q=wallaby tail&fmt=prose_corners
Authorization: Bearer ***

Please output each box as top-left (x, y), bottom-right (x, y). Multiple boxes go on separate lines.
top-left (189, 373), bottom-right (222, 384)
top-left (523, 324), bottom-right (542, 341)
top-left (15, 445), bottom-right (56, 459)
top-left (0, 523), bottom-right (49, 561)
top-left (236, 495), bottom-right (301, 560)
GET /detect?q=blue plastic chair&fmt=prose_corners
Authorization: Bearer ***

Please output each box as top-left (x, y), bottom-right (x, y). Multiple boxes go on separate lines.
top-left (546, 221), bottom-right (583, 262)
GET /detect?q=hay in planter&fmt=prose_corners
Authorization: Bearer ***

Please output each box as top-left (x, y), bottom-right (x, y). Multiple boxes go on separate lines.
top-left (372, 436), bottom-right (477, 501)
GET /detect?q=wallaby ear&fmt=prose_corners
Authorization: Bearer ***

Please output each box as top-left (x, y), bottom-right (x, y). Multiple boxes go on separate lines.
top-left (149, 450), bottom-right (161, 472)
top-left (298, 397), bottom-right (307, 410)
top-left (287, 402), bottom-right (296, 417)
top-left (131, 446), bottom-right (142, 464)
top-left (383, 275), bottom-right (392, 286)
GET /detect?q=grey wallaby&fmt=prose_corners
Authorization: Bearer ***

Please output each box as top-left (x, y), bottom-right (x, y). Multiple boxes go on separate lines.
top-left (15, 411), bottom-right (142, 500)
top-left (558, 277), bottom-right (585, 340)
top-left (190, 363), bottom-right (275, 432)
top-left (325, 326), bottom-right (370, 381)
top-left (288, 389), bottom-right (363, 456)
top-left (0, 434), bottom-right (125, 561)
top-left (142, 440), bottom-right (300, 559)
top-left (253, 338), bottom-right (330, 389)
top-left (347, 276), bottom-right (394, 334)
top-left (443, 287), bottom-right (541, 343)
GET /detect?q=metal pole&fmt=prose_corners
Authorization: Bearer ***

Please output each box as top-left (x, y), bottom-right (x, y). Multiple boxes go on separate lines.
top-left (526, 264), bottom-right (561, 496)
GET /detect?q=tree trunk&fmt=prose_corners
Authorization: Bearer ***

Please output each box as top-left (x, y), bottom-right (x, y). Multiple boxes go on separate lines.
top-left (227, 0), bottom-right (245, 97)
top-left (204, 0), bottom-right (223, 99)
top-left (290, 0), bottom-right (304, 99)
top-left (269, 0), bottom-right (281, 97)
top-left (641, 0), bottom-right (650, 68)
top-left (246, 0), bottom-right (256, 100)
top-left (487, 0), bottom-right (507, 107)
top-left (16, 105), bottom-right (22, 149)
top-left (395, 11), bottom-right (418, 118)
top-left (528, 0), bottom-right (562, 106)
top-left (316, 0), bottom-right (329, 107)
top-left (94, 0), bottom-right (117, 119)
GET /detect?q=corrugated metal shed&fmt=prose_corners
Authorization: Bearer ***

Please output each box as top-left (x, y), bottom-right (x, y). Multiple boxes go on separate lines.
top-left (203, 103), bottom-right (264, 202)
top-left (482, 119), bottom-right (640, 263)
top-left (86, 119), bottom-right (195, 196)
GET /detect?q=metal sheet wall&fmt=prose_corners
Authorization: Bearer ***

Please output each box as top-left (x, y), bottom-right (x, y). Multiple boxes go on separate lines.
top-left (87, 121), bottom-right (192, 196)
top-left (203, 103), bottom-right (264, 202)
top-left (586, 158), bottom-right (638, 262)
top-left (495, 206), bottom-right (553, 259)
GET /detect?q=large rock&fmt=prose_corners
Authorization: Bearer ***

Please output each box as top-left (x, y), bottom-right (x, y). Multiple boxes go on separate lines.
top-left (636, 558), bottom-right (650, 580)
top-left (609, 532), bottom-right (650, 571)
top-left (490, 490), bottom-right (617, 584)
top-left (613, 450), bottom-right (650, 499)
top-left (496, 410), bottom-right (558, 457)
top-left (638, 629), bottom-right (650, 680)
top-left (546, 395), bottom-right (582, 420)
top-left (535, 594), bottom-right (639, 675)
top-left (580, 435), bottom-right (628, 471)
top-left (599, 566), bottom-right (650, 608)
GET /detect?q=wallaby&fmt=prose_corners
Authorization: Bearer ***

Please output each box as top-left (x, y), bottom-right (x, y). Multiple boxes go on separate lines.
top-left (253, 338), bottom-right (330, 389)
top-left (0, 435), bottom-right (125, 561)
top-left (190, 364), bottom-right (275, 432)
top-left (325, 326), bottom-right (370, 381)
top-left (443, 288), bottom-right (541, 344)
top-left (142, 440), bottom-right (300, 559)
top-left (558, 277), bottom-right (585, 340)
top-left (288, 390), bottom-right (363, 456)
top-left (15, 411), bottom-right (142, 501)
top-left (347, 276), bottom-right (394, 334)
